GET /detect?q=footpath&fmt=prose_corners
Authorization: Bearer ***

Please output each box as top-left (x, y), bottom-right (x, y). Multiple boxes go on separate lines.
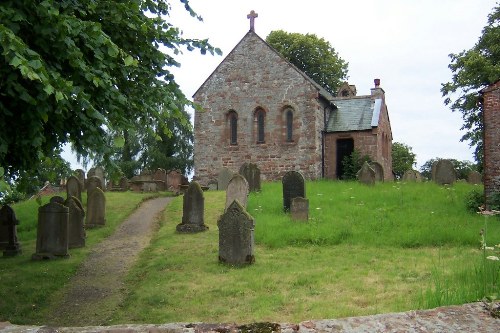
top-left (1, 196), bottom-right (499, 332)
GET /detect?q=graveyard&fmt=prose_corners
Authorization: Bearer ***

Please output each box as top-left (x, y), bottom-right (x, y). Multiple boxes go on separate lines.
top-left (0, 178), bottom-right (499, 326)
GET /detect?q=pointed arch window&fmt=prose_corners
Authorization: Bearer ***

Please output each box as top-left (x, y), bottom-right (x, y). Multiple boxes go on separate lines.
top-left (256, 108), bottom-right (265, 143)
top-left (286, 109), bottom-right (294, 142)
top-left (228, 111), bottom-right (238, 145)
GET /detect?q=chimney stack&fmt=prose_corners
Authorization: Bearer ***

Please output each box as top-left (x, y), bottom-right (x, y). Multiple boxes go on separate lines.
top-left (374, 78), bottom-right (380, 87)
top-left (371, 78), bottom-right (385, 99)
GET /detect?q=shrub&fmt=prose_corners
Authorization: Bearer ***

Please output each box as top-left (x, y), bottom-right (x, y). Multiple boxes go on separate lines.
top-left (465, 189), bottom-right (484, 213)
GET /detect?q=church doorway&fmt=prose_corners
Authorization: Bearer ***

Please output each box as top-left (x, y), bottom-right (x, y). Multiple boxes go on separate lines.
top-left (336, 138), bottom-right (354, 179)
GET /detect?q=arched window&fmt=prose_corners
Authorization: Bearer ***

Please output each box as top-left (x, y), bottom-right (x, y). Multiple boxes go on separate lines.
top-left (286, 109), bottom-right (293, 142)
top-left (228, 111), bottom-right (238, 145)
top-left (256, 108), bottom-right (265, 143)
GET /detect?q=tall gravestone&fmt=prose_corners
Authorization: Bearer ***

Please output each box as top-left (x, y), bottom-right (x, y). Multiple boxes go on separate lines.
top-left (86, 176), bottom-right (103, 197)
top-left (282, 171), bottom-right (305, 212)
top-left (467, 171), bottom-right (482, 185)
top-left (433, 159), bottom-right (456, 185)
top-left (217, 167), bottom-right (233, 191)
top-left (0, 205), bottom-right (22, 256)
top-left (239, 162), bottom-right (261, 192)
top-left (402, 170), bottom-right (422, 182)
top-left (225, 174), bottom-right (249, 211)
top-left (65, 196), bottom-right (86, 248)
top-left (357, 161), bottom-right (376, 186)
top-left (66, 175), bottom-right (82, 203)
top-left (217, 200), bottom-right (255, 265)
top-left (176, 182), bottom-right (208, 233)
top-left (32, 199), bottom-right (70, 260)
top-left (75, 169), bottom-right (86, 190)
top-left (370, 162), bottom-right (384, 182)
top-left (86, 187), bottom-right (106, 227)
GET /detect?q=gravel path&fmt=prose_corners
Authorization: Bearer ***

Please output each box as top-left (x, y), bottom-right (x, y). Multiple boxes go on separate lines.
top-left (44, 196), bottom-right (173, 327)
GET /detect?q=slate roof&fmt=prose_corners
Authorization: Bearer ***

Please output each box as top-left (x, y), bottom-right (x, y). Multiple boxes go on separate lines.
top-left (326, 97), bottom-right (382, 132)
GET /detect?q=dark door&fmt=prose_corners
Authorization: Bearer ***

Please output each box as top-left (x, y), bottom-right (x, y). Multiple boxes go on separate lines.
top-left (336, 138), bottom-right (354, 179)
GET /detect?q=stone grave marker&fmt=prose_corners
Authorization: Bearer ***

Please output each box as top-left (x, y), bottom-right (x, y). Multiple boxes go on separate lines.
top-left (433, 159), bottom-right (456, 185)
top-left (65, 196), bottom-right (86, 248)
top-left (282, 170), bottom-right (305, 212)
top-left (176, 182), bottom-right (208, 233)
top-left (0, 205), bottom-right (22, 256)
top-left (217, 200), bottom-right (255, 265)
top-left (467, 171), bottom-right (482, 185)
top-left (239, 162), bottom-right (261, 192)
top-left (66, 175), bottom-right (82, 203)
top-left (119, 176), bottom-right (129, 191)
top-left (290, 197), bottom-right (309, 222)
top-left (86, 187), bottom-right (106, 227)
top-left (75, 169), bottom-right (86, 190)
top-left (357, 161), bottom-right (376, 186)
top-left (217, 167), bottom-right (233, 191)
top-left (402, 170), bottom-right (423, 182)
top-left (32, 199), bottom-right (69, 260)
top-left (86, 175), bottom-right (103, 198)
top-left (370, 162), bottom-right (384, 182)
top-left (225, 174), bottom-right (249, 211)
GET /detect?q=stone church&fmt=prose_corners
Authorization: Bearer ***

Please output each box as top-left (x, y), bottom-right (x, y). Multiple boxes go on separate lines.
top-left (193, 12), bottom-right (392, 184)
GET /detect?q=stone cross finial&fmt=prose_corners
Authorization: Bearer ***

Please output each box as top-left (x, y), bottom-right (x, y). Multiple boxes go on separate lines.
top-left (247, 10), bottom-right (258, 31)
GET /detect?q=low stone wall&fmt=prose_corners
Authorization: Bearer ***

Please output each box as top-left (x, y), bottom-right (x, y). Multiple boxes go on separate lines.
top-left (1, 303), bottom-right (498, 333)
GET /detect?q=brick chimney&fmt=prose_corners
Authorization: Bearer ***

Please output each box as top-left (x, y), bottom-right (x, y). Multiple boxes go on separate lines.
top-left (371, 78), bottom-right (385, 99)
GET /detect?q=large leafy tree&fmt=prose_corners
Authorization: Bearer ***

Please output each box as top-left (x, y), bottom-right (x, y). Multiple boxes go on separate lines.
top-left (391, 142), bottom-right (416, 180)
top-left (266, 30), bottom-right (348, 96)
top-left (441, 4), bottom-right (500, 164)
top-left (0, 0), bottom-right (220, 176)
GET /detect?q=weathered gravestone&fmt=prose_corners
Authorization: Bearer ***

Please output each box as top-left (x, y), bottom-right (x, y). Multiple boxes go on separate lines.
top-left (402, 169), bottom-right (423, 182)
top-left (239, 162), bottom-right (261, 192)
top-left (467, 171), bottom-right (482, 185)
top-left (32, 199), bottom-right (69, 260)
top-left (86, 187), bottom-right (106, 227)
top-left (86, 176), bottom-right (103, 198)
top-left (66, 175), bottom-right (82, 203)
top-left (433, 159), bottom-right (456, 185)
top-left (370, 162), bottom-right (384, 182)
top-left (217, 200), bottom-right (255, 265)
top-left (119, 176), bottom-right (129, 191)
top-left (357, 161), bottom-right (376, 186)
top-left (65, 196), bottom-right (86, 248)
top-left (291, 197), bottom-right (309, 222)
top-left (176, 182), bottom-right (208, 233)
top-left (74, 169), bottom-right (86, 190)
top-left (282, 170), bottom-right (305, 212)
top-left (217, 167), bottom-right (233, 191)
top-left (225, 174), bottom-right (249, 211)
top-left (0, 205), bottom-right (22, 256)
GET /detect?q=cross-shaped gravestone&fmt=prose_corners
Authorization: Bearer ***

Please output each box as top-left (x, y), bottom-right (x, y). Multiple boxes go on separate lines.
top-left (247, 10), bottom-right (258, 31)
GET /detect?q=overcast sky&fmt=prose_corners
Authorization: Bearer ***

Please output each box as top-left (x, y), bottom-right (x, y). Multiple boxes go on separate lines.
top-left (64, 0), bottom-right (497, 170)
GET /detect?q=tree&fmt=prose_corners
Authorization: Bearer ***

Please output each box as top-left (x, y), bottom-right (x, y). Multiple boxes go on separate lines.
top-left (0, 1), bottom-right (221, 176)
top-left (391, 142), bottom-right (416, 180)
top-left (441, 4), bottom-right (500, 165)
top-left (266, 30), bottom-right (348, 96)
top-left (419, 158), bottom-right (477, 180)
top-left (341, 149), bottom-right (371, 180)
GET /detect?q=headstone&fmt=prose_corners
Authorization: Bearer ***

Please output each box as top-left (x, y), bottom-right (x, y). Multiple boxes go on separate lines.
top-left (0, 205), bottom-right (22, 256)
top-left (370, 162), bottom-right (384, 182)
top-left (153, 168), bottom-right (167, 182)
top-left (239, 162), bottom-right (261, 192)
top-left (94, 166), bottom-right (105, 187)
top-left (75, 169), bottom-right (86, 190)
top-left (176, 182), bottom-right (208, 233)
top-left (65, 196), bottom-right (86, 248)
top-left (433, 159), bottom-right (456, 185)
top-left (32, 200), bottom-right (70, 260)
top-left (119, 177), bottom-right (129, 191)
top-left (86, 175), bottom-right (103, 197)
top-left (282, 171), bottom-right (305, 212)
top-left (290, 197), bottom-right (309, 222)
top-left (217, 167), bottom-right (233, 191)
top-left (50, 196), bottom-right (65, 205)
top-left (467, 171), bottom-right (482, 185)
top-left (217, 200), bottom-right (255, 265)
top-left (402, 170), bottom-right (423, 182)
top-left (357, 161), bottom-right (376, 186)
top-left (86, 187), bottom-right (106, 227)
top-left (66, 175), bottom-right (82, 203)
top-left (225, 174), bottom-right (249, 211)
top-left (167, 170), bottom-right (183, 192)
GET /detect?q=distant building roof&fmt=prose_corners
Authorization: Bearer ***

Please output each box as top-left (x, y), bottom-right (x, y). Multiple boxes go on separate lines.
top-left (326, 97), bottom-right (382, 132)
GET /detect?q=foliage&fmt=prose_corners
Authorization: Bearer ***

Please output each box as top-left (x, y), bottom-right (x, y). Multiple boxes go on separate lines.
top-left (0, 0), bottom-right (221, 176)
top-left (487, 191), bottom-right (500, 211)
top-left (341, 149), bottom-right (371, 180)
top-left (392, 142), bottom-right (417, 180)
top-left (420, 158), bottom-right (477, 180)
top-left (441, 4), bottom-right (500, 165)
top-left (266, 30), bottom-right (348, 96)
top-left (465, 189), bottom-right (484, 213)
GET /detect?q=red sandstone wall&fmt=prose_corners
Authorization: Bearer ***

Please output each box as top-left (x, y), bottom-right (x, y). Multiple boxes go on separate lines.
top-left (193, 32), bottom-right (323, 184)
top-left (483, 80), bottom-right (500, 206)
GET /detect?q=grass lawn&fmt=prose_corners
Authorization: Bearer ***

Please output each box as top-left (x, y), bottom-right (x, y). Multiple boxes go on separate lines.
top-left (110, 181), bottom-right (500, 324)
